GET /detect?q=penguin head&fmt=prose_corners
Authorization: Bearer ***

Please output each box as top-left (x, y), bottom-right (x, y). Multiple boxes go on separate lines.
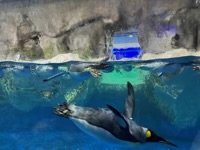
top-left (145, 129), bottom-right (177, 147)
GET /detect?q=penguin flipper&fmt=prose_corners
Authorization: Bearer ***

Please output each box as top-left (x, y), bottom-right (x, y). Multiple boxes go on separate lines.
top-left (124, 82), bottom-right (135, 119)
top-left (43, 72), bottom-right (68, 82)
top-left (107, 105), bottom-right (129, 129)
top-left (157, 72), bottom-right (163, 77)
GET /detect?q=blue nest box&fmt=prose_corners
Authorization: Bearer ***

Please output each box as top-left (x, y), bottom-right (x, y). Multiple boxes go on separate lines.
top-left (112, 32), bottom-right (142, 60)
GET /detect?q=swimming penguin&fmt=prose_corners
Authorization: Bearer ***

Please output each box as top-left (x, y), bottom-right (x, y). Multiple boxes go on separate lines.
top-left (135, 62), bottom-right (183, 73)
top-left (135, 62), bottom-right (184, 77)
top-left (55, 82), bottom-right (177, 147)
top-left (68, 57), bottom-right (110, 78)
top-left (192, 64), bottom-right (200, 71)
top-left (43, 58), bottom-right (110, 82)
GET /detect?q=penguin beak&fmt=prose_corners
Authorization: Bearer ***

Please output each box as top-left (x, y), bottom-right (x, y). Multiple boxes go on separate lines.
top-left (146, 129), bottom-right (177, 147)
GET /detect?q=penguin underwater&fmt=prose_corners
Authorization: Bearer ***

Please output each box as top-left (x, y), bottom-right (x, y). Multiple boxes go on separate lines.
top-left (55, 82), bottom-right (177, 147)
top-left (43, 57), bottom-right (110, 82)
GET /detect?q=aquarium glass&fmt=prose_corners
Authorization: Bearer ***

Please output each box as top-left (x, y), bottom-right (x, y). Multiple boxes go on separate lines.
top-left (0, 56), bottom-right (200, 150)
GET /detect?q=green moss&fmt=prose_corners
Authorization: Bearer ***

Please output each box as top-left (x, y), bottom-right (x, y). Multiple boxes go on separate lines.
top-left (68, 47), bottom-right (94, 60)
top-left (9, 46), bottom-right (96, 60)
top-left (43, 47), bottom-right (58, 59)
top-left (64, 81), bottom-right (86, 103)
top-left (44, 46), bottom-right (96, 60)
top-left (9, 48), bottom-right (20, 55)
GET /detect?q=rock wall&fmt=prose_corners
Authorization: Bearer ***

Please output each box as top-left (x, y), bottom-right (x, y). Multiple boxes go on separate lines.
top-left (0, 0), bottom-right (199, 61)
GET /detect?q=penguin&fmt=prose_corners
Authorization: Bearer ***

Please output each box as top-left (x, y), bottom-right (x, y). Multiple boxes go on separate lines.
top-left (135, 61), bottom-right (185, 77)
top-left (192, 64), bottom-right (200, 71)
top-left (43, 58), bottom-right (110, 82)
top-left (43, 63), bottom-right (103, 82)
top-left (135, 62), bottom-right (183, 73)
top-left (54, 82), bottom-right (177, 147)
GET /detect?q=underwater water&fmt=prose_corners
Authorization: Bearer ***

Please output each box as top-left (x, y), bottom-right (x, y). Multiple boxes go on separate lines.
top-left (0, 56), bottom-right (200, 150)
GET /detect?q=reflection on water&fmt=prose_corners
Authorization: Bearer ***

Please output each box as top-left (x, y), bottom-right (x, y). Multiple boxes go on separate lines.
top-left (0, 56), bottom-right (200, 149)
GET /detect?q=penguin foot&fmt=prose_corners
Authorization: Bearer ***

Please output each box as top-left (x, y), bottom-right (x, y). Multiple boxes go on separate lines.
top-left (89, 68), bottom-right (101, 77)
top-left (54, 102), bottom-right (72, 117)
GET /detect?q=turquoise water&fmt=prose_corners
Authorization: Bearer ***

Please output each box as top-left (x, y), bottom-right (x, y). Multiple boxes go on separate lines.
top-left (0, 56), bottom-right (200, 150)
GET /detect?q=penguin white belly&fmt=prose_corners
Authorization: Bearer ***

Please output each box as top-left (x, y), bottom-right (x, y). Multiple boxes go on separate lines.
top-left (70, 118), bottom-right (132, 146)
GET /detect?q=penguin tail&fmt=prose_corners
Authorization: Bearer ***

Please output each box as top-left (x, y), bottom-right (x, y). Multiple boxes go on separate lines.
top-left (54, 102), bottom-right (72, 118)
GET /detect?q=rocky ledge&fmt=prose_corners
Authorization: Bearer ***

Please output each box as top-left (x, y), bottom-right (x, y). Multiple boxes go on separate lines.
top-left (0, 0), bottom-right (200, 62)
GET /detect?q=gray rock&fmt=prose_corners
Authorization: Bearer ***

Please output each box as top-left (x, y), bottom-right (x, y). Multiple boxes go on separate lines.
top-left (0, 0), bottom-right (199, 61)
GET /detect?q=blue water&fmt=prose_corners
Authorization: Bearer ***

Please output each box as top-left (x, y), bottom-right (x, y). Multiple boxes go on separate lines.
top-left (0, 56), bottom-right (200, 150)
